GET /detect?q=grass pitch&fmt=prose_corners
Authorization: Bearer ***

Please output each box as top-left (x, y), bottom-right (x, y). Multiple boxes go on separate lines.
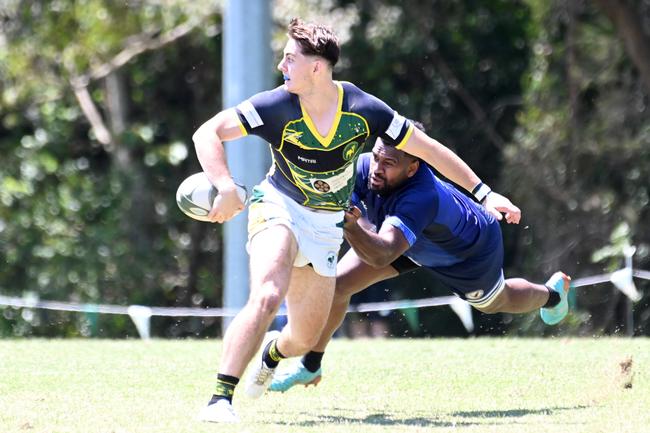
top-left (1, 338), bottom-right (648, 433)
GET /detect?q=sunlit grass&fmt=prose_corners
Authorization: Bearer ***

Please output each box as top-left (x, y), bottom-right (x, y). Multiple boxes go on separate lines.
top-left (1, 338), bottom-right (648, 433)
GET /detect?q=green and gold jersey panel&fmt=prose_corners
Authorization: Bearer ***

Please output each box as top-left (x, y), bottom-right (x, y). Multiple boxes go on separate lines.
top-left (235, 81), bottom-right (412, 210)
top-left (272, 111), bottom-right (368, 210)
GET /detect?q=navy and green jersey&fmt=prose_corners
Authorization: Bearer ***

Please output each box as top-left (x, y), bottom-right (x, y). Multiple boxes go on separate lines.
top-left (352, 153), bottom-right (504, 295)
top-left (235, 81), bottom-right (413, 211)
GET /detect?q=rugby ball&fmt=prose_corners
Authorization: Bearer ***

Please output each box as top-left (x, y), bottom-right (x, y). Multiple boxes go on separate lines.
top-left (176, 172), bottom-right (248, 222)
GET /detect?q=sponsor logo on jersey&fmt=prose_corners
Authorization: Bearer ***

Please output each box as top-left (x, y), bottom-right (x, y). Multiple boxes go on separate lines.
top-left (313, 180), bottom-right (331, 193)
top-left (298, 155), bottom-right (317, 164)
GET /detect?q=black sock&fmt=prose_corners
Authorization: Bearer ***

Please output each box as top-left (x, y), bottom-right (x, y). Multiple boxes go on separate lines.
top-left (262, 338), bottom-right (286, 368)
top-left (301, 351), bottom-right (324, 373)
top-left (209, 374), bottom-right (239, 404)
top-left (543, 286), bottom-right (561, 308)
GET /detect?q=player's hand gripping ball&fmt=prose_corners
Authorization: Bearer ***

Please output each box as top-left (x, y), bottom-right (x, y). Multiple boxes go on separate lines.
top-left (176, 172), bottom-right (248, 222)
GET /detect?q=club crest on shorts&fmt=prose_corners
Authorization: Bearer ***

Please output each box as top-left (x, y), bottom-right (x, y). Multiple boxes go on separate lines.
top-left (326, 251), bottom-right (337, 269)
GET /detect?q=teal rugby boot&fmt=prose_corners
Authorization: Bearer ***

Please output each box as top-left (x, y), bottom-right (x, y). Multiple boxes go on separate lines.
top-left (269, 362), bottom-right (322, 392)
top-left (540, 272), bottom-right (571, 325)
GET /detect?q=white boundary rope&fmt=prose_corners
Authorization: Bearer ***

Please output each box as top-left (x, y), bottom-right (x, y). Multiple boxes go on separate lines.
top-left (0, 294), bottom-right (460, 317)
top-left (1, 270), bottom-right (647, 338)
top-left (1, 271), bottom-right (646, 315)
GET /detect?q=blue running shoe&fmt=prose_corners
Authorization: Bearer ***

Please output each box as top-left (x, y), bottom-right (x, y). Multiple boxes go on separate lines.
top-left (269, 362), bottom-right (322, 393)
top-left (540, 272), bottom-right (571, 325)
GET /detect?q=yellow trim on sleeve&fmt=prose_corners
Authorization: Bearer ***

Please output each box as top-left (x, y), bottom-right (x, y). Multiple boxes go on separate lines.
top-left (237, 120), bottom-right (249, 137)
top-left (394, 122), bottom-right (414, 150)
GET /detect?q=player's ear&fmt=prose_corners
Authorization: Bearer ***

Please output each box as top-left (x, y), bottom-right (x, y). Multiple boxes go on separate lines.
top-left (406, 159), bottom-right (419, 178)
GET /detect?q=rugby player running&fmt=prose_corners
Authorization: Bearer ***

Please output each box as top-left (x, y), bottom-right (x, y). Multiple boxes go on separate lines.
top-left (192, 19), bottom-right (521, 423)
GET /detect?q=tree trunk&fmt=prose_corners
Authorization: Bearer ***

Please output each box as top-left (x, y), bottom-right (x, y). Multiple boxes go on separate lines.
top-left (566, 0), bottom-right (579, 185)
top-left (105, 71), bottom-right (154, 255)
top-left (594, 0), bottom-right (650, 93)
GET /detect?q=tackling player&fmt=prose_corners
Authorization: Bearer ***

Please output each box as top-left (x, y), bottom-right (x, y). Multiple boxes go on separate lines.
top-left (269, 122), bottom-right (571, 392)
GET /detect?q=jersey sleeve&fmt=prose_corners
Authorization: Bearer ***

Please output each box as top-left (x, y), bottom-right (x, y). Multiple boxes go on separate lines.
top-left (234, 87), bottom-right (289, 145)
top-left (354, 153), bottom-right (371, 193)
top-left (358, 90), bottom-right (414, 148)
top-left (383, 189), bottom-right (438, 247)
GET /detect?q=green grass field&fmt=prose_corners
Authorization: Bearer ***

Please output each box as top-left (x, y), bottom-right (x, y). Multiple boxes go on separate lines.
top-left (1, 338), bottom-right (648, 433)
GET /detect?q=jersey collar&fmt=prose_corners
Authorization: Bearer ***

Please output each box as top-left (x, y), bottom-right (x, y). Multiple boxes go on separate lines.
top-left (300, 81), bottom-right (343, 148)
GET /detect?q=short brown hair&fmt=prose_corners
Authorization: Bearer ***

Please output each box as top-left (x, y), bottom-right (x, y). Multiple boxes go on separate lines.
top-left (288, 18), bottom-right (340, 67)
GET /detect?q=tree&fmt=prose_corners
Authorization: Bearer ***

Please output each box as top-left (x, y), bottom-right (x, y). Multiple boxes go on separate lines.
top-left (503, 0), bottom-right (650, 335)
top-left (594, 0), bottom-right (650, 93)
top-left (0, 0), bottom-right (228, 337)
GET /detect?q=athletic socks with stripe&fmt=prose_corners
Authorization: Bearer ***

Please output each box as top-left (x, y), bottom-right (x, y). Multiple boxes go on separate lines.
top-left (262, 338), bottom-right (286, 368)
top-left (209, 374), bottom-right (239, 404)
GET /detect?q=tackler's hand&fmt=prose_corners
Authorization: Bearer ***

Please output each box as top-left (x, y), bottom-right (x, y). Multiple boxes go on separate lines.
top-left (343, 205), bottom-right (362, 229)
top-left (483, 192), bottom-right (521, 224)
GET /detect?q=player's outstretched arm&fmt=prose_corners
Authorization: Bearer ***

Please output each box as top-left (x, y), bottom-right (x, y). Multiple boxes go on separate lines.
top-left (343, 207), bottom-right (410, 268)
top-left (399, 127), bottom-right (479, 192)
top-left (399, 127), bottom-right (521, 224)
top-left (192, 108), bottom-right (246, 223)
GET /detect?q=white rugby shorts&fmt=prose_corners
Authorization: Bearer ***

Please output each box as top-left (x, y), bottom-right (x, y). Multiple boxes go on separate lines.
top-left (246, 180), bottom-right (344, 277)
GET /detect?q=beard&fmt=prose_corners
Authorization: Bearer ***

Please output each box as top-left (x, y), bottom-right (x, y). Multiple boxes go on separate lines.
top-left (368, 174), bottom-right (394, 196)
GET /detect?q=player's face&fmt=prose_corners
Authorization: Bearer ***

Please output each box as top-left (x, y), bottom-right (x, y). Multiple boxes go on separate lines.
top-left (369, 140), bottom-right (418, 195)
top-left (277, 38), bottom-right (316, 94)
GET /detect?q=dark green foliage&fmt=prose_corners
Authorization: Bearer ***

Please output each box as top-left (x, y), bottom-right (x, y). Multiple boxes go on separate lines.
top-left (501, 1), bottom-right (650, 335)
top-left (0, 1), bottom-right (226, 337)
top-left (1, 1), bottom-right (648, 337)
top-left (336, 0), bottom-right (531, 180)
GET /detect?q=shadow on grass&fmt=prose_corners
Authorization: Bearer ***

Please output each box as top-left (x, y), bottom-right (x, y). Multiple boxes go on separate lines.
top-left (264, 410), bottom-right (477, 428)
top-left (262, 405), bottom-right (590, 428)
top-left (451, 405), bottom-right (591, 419)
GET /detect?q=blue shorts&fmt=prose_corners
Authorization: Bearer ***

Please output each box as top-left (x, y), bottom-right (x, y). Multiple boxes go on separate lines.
top-left (391, 222), bottom-right (505, 309)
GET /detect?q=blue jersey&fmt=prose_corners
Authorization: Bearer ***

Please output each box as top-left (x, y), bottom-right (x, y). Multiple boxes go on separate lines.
top-left (235, 81), bottom-right (413, 211)
top-left (352, 153), bottom-right (504, 295)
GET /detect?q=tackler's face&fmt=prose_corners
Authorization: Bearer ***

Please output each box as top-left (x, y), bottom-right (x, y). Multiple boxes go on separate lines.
top-left (369, 139), bottom-right (419, 196)
top-left (277, 38), bottom-right (317, 94)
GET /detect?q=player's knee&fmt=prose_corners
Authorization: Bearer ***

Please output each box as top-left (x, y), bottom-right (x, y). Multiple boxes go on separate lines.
top-left (248, 287), bottom-right (283, 316)
top-left (474, 290), bottom-right (509, 314)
